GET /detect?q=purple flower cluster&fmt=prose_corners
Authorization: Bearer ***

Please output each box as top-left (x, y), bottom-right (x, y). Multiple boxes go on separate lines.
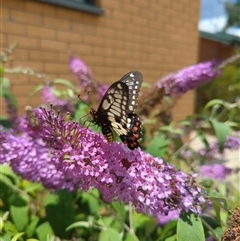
top-left (156, 61), bottom-right (221, 94)
top-left (157, 209), bottom-right (180, 225)
top-left (199, 163), bottom-right (232, 180)
top-left (69, 56), bottom-right (109, 101)
top-left (198, 132), bottom-right (240, 159)
top-left (0, 106), bottom-right (205, 218)
top-left (69, 57), bottom-right (94, 99)
top-left (41, 85), bottom-right (75, 113)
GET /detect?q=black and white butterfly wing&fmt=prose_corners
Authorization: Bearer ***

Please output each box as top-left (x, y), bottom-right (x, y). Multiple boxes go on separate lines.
top-left (120, 71), bottom-right (143, 113)
top-left (91, 71), bottom-right (143, 149)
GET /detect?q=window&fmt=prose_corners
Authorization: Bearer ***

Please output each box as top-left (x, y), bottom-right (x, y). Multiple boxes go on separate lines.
top-left (37, 0), bottom-right (104, 15)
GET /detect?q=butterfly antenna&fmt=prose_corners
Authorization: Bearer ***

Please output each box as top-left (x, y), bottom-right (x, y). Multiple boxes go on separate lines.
top-left (78, 94), bottom-right (93, 109)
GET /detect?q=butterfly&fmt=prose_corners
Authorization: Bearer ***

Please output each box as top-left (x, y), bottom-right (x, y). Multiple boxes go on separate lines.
top-left (89, 71), bottom-right (143, 150)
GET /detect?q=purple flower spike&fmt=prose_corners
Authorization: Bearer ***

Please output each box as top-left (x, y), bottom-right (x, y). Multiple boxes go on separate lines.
top-left (157, 61), bottom-right (221, 94)
top-left (69, 57), bottom-right (94, 99)
top-left (198, 132), bottom-right (240, 159)
top-left (200, 163), bottom-right (232, 180)
top-left (0, 107), bottom-right (205, 218)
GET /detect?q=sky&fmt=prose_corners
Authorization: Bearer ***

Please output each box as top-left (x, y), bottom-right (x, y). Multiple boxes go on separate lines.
top-left (199, 0), bottom-right (240, 36)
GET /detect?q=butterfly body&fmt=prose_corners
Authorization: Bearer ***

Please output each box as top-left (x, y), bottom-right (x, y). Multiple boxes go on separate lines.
top-left (89, 71), bottom-right (143, 150)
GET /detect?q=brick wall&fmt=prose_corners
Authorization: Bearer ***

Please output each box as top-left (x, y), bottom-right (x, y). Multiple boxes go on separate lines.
top-left (1, 0), bottom-right (200, 120)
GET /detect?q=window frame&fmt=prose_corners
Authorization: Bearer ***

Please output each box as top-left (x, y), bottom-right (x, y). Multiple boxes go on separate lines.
top-left (36, 0), bottom-right (104, 15)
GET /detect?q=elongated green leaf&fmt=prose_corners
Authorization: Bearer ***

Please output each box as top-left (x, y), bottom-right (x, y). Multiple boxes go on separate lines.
top-left (10, 232), bottom-right (25, 241)
top-left (52, 78), bottom-right (76, 90)
top-left (204, 99), bottom-right (225, 110)
top-left (29, 84), bottom-right (44, 96)
top-left (0, 217), bottom-right (4, 232)
top-left (210, 119), bottom-right (230, 149)
top-left (66, 221), bottom-right (91, 231)
top-left (197, 131), bottom-right (209, 148)
top-left (10, 206), bottom-right (28, 231)
top-left (177, 212), bottom-right (205, 241)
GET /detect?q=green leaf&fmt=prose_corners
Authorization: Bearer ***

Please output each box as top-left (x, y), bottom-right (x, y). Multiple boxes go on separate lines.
top-left (0, 216), bottom-right (4, 232)
top-left (196, 131), bottom-right (209, 149)
top-left (0, 164), bottom-right (16, 180)
top-left (44, 190), bottom-right (75, 239)
top-left (177, 212), bottom-right (205, 241)
top-left (209, 119), bottom-right (230, 149)
top-left (111, 202), bottom-right (126, 221)
top-left (35, 222), bottom-right (54, 241)
top-left (10, 206), bottom-right (28, 231)
top-left (146, 136), bottom-right (169, 157)
top-left (10, 232), bottom-right (25, 241)
top-left (29, 84), bottom-right (44, 96)
top-left (124, 233), bottom-right (139, 241)
top-left (82, 189), bottom-right (101, 214)
top-left (2, 220), bottom-right (18, 237)
top-left (25, 215), bottom-right (39, 238)
top-left (209, 196), bottom-right (228, 211)
top-left (26, 239), bottom-right (39, 241)
top-left (66, 221), bottom-right (91, 231)
top-left (204, 99), bottom-right (225, 110)
top-left (99, 228), bottom-right (122, 241)
top-left (159, 220), bottom-right (177, 241)
top-left (52, 78), bottom-right (76, 90)
top-left (165, 234), bottom-right (177, 241)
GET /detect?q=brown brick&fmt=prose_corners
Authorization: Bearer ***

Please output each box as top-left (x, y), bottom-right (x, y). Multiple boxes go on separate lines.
top-left (12, 84), bottom-right (35, 95)
top-left (11, 48), bottom-right (29, 61)
top-left (103, 0), bottom-right (121, 10)
top-left (2, 0), bottom-right (25, 10)
top-left (112, 10), bottom-right (131, 23)
top-left (84, 55), bottom-right (105, 66)
top-left (2, 22), bottom-right (27, 35)
top-left (29, 50), bottom-right (58, 62)
top-left (11, 10), bottom-right (42, 25)
top-left (44, 63), bottom-right (69, 75)
top-left (57, 30), bottom-right (82, 44)
top-left (5, 73), bottom-right (30, 85)
top-left (27, 25), bottom-right (56, 39)
top-left (71, 22), bottom-right (95, 35)
top-left (104, 19), bottom-right (123, 31)
top-left (11, 60), bottom-right (44, 72)
top-left (68, 43), bottom-right (93, 56)
top-left (7, 35), bottom-right (40, 49)
top-left (41, 39), bottom-right (68, 52)
top-left (58, 52), bottom-right (70, 63)
top-left (93, 47), bottom-right (114, 57)
top-left (57, 7), bottom-right (85, 22)
top-left (1, 8), bottom-right (10, 21)
top-left (83, 35), bottom-right (104, 46)
top-left (25, 0), bottom-right (57, 16)
top-left (44, 16), bottom-right (71, 31)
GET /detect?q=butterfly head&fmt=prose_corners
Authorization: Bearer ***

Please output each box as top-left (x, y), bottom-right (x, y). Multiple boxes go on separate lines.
top-left (88, 108), bottom-right (98, 123)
